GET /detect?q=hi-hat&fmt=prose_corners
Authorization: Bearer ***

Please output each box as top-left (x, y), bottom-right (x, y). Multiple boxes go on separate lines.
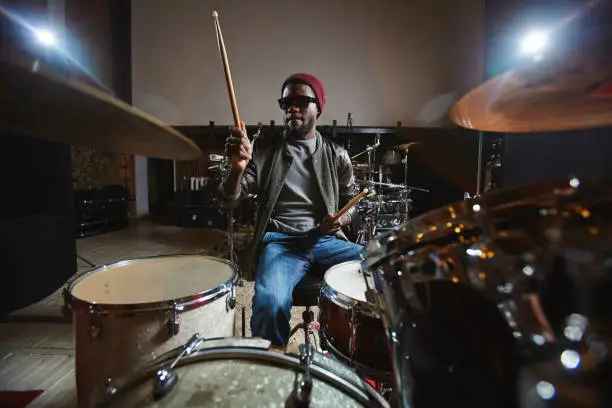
top-left (450, 25), bottom-right (612, 133)
top-left (0, 6), bottom-right (201, 160)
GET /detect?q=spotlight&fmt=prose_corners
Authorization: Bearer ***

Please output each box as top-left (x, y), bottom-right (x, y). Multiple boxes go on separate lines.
top-left (34, 28), bottom-right (56, 46)
top-left (520, 30), bottom-right (548, 56)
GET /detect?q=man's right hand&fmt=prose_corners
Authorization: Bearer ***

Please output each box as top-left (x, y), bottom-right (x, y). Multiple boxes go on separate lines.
top-left (225, 121), bottom-right (252, 172)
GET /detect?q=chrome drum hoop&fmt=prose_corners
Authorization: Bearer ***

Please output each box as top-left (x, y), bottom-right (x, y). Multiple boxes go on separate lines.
top-left (63, 254), bottom-right (238, 316)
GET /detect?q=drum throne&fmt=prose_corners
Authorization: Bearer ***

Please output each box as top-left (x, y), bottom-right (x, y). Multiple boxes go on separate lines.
top-left (289, 274), bottom-right (323, 346)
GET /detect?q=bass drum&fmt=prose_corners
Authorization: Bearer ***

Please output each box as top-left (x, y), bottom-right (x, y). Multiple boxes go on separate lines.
top-left (98, 337), bottom-right (390, 408)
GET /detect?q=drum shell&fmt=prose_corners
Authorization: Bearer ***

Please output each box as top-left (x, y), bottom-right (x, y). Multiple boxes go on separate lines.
top-left (319, 295), bottom-right (392, 380)
top-left (65, 256), bottom-right (237, 407)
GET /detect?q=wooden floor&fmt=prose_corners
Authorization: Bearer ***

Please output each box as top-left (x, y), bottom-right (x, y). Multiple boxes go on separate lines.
top-left (0, 219), bottom-right (318, 407)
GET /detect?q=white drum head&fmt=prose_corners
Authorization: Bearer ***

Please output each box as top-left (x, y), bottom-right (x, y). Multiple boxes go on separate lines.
top-left (324, 261), bottom-right (367, 302)
top-left (71, 255), bottom-right (235, 304)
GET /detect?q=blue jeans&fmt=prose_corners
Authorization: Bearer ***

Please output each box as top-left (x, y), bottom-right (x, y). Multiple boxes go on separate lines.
top-left (251, 232), bottom-right (364, 347)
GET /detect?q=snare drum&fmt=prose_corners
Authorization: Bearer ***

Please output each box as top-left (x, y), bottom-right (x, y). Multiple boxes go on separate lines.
top-left (98, 337), bottom-right (390, 408)
top-left (64, 255), bottom-right (238, 407)
top-left (319, 261), bottom-right (392, 381)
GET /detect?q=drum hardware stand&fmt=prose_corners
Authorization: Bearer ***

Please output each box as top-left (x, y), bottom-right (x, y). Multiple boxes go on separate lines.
top-left (289, 306), bottom-right (319, 347)
top-left (346, 112), bottom-right (353, 151)
top-left (486, 134), bottom-right (504, 191)
top-left (77, 254), bottom-right (95, 268)
top-left (241, 306), bottom-right (246, 337)
top-left (350, 134), bottom-right (380, 181)
top-left (153, 333), bottom-right (203, 401)
top-left (465, 130), bottom-right (485, 199)
top-left (288, 343), bottom-right (314, 407)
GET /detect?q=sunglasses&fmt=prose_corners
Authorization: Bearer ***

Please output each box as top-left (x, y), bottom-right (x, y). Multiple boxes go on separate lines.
top-left (278, 96), bottom-right (318, 111)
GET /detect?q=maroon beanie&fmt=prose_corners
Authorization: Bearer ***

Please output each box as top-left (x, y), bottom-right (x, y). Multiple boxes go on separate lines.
top-left (281, 73), bottom-right (326, 117)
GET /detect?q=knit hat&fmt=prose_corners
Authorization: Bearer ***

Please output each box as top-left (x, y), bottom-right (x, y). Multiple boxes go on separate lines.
top-left (281, 73), bottom-right (326, 117)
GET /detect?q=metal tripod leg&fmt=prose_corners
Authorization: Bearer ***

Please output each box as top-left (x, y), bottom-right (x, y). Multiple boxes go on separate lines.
top-left (77, 254), bottom-right (95, 268)
top-left (221, 209), bottom-right (238, 265)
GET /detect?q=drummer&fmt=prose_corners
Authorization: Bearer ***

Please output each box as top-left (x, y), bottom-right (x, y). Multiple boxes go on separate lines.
top-left (219, 73), bottom-right (363, 347)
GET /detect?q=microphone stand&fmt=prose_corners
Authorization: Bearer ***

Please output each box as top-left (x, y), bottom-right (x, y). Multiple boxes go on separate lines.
top-left (347, 113), bottom-right (353, 152)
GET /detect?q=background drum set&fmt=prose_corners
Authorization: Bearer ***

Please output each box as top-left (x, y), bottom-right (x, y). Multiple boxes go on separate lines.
top-left (348, 136), bottom-right (429, 243)
top-left (2, 5), bottom-right (612, 408)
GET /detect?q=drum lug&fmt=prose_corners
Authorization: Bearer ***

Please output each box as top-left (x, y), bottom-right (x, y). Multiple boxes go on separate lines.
top-left (168, 303), bottom-right (180, 336)
top-left (88, 307), bottom-right (102, 341)
top-left (226, 286), bottom-right (237, 311)
top-left (348, 312), bottom-right (360, 363)
top-left (61, 287), bottom-right (72, 320)
top-left (104, 377), bottom-right (117, 396)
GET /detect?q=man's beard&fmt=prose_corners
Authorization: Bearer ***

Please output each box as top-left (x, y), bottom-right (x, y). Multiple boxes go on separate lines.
top-left (285, 117), bottom-right (314, 139)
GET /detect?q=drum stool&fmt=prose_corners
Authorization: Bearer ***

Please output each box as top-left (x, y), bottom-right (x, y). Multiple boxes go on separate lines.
top-left (289, 274), bottom-right (322, 346)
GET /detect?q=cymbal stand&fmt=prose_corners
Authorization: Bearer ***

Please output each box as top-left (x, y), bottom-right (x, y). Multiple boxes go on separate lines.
top-left (224, 209), bottom-right (238, 265)
top-left (350, 134), bottom-right (380, 181)
top-left (476, 130), bottom-right (483, 197)
top-left (216, 158), bottom-right (238, 265)
top-left (465, 130), bottom-right (484, 200)
top-left (401, 151), bottom-right (411, 217)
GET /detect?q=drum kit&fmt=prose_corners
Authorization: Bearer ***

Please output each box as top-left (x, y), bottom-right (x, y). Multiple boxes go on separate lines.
top-left (349, 136), bottom-right (429, 243)
top-left (2, 4), bottom-right (612, 408)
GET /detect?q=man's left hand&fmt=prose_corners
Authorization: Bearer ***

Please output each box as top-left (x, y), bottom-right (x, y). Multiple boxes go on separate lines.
top-left (319, 214), bottom-right (348, 235)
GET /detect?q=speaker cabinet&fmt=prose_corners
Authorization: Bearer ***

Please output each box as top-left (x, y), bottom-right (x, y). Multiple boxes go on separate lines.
top-left (0, 132), bottom-right (77, 315)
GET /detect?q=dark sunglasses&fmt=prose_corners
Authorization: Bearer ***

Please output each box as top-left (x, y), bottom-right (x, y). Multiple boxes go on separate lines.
top-left (278, 96), bottom-right (318, 111)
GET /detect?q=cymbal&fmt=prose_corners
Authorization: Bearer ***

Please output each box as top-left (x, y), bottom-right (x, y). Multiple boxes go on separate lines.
top-left (0, 7), bottom-right (201, 160)
top-left (450, 32), bottom-right (612, 133)
top-left (391, 142), bottom-right (421, 152)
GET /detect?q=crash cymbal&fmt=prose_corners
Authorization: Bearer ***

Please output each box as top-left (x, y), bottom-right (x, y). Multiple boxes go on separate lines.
top-left (450, 18), bottom-right (612, 133)
top-left (0, 63), bottom-right (201, 160)
top-left (0, 6), bottom-right (200, 160)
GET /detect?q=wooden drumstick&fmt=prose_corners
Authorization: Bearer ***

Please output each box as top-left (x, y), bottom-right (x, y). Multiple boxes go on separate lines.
top-left (212, 11), bottom-right (240, 126)
top-left (333, 189), bottom-right (369, 221)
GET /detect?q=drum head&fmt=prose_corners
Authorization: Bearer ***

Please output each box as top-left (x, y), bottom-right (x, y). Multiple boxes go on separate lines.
top-left (70, 255), bottom-right (235, 305)
top-left (324, 261), bottom-right (367, 303)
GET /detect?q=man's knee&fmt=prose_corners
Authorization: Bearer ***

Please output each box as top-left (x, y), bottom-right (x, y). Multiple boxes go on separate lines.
top-left (252, 286), bottom-right (292, 315)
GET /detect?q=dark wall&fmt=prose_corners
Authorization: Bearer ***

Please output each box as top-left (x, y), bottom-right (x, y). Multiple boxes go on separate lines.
top-left (502, 128), bottom-right (612, 187)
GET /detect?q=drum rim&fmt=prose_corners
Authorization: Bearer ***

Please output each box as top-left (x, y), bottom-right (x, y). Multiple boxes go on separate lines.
top-left (63, 254), bottom-right (238, 315)
top-left (364, 179), bottom-right (591, 270)
top-left (322, 261), bottom-right (379, 317)
top-left (100, 345), bottom-right (389, 408)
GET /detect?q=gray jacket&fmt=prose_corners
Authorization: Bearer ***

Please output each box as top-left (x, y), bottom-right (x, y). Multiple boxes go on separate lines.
top-left (220, 131), bottom-right (359, 272)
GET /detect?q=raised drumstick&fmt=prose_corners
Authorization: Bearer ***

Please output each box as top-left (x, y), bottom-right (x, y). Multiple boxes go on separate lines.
top-left (333, 189), bottom-right (369, 221)
top-left (212, 11), bottom-right (240, 126)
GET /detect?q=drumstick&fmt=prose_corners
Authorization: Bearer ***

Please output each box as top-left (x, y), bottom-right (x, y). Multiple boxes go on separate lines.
top-left (333, 189), bottom-right (369, 221)
top-left (212, 11), bottom-right (240, 126)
